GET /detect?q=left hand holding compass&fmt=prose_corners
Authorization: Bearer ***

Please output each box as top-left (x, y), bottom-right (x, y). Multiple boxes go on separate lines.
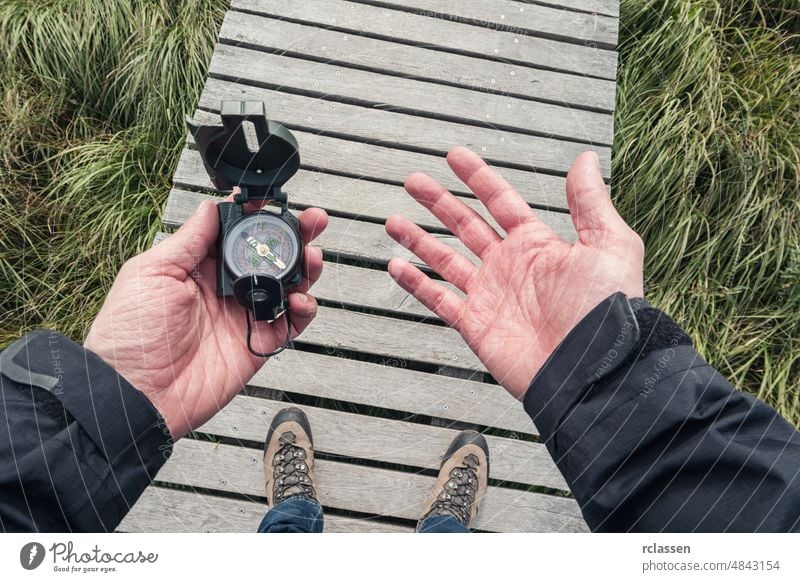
top-left (84, 199), bottom-right (328, 439)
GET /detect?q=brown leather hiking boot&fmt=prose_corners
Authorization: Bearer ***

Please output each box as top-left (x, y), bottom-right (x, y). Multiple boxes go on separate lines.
top-left (418, 430), bottom-right (490, 529)
top-left (263, 407), bottom-right (318, 505)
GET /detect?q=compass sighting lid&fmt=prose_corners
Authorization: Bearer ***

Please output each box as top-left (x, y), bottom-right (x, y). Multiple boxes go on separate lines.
top-left (187, 101), bottom-right (300, 200)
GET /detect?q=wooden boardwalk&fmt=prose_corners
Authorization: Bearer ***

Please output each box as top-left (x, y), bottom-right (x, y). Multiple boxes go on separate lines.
top-left (121, 0), bottom-right (619, 533)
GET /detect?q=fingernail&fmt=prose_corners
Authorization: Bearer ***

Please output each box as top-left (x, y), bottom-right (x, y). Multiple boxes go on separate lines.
top-left (387, 259), bottom-right (401, 280)
top-left (295, 293), bottom-right (308, 304)
top-left (590, 151), bottom-right (600, 170)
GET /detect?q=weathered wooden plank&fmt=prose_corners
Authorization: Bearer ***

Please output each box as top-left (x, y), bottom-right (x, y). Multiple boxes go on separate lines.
top-left (155, 225), bottom-right (456, 320)
top-left (180, 116), bottom-right (575, 209)
top-left (159, 439), bottom-right (588, 532)
top-left (350, 0), bottom-right (619, 47)
top-left (199, 79), bottom-right (612, 177)
top-left (539, 0), bottom-right (618, 18)
top-left (253, 349), bottom-right (536, 436)
top-left (165, 192), bottom-right (480, 268)
top-left (219, 11), bottom-right (616, 112)
top-left (121, 486), bottom-right (411, 532)
top-left (208, 45), bottom-right (614, 146)
top-left (305, 306), bottom-right (485, 372)
top-left (167, 167), bottom-right (576, 240)
top-left (229, 0), bottom-right (617, 79)
top-left (164, 189), bottom-right (573, 276)
top-left (199, 395), bottom-right (567, 490)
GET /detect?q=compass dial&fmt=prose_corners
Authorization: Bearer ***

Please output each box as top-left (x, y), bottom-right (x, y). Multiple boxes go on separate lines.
top-left (222, 212), bottom-right (300, 280)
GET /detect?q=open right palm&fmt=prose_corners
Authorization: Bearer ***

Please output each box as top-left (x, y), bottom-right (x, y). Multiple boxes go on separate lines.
top-left (385, 148), bottom-right (644, 399)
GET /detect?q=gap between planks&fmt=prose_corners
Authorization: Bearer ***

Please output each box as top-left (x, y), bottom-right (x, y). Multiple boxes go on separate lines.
top-left (229, 0), bottom-right (617, 79)
top-left (177, 130), bottom-right (577, 211)
top-left (207, 44), bottom-right (614, 146)
top-left (157, 438), bottom-right (588, 532)
top-left (218, 11), bottom-right (616, 112)
top-left (199, 394), bottom-right (567, 490)
top-left (194, 86), bottom-right (612, 178)
top-left (120, 486), bottom-right (412, 532)
top-left (342, 0), bottom-right (619, 48)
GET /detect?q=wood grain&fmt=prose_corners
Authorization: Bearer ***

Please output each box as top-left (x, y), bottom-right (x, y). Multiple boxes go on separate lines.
top-left (218, 11), bottom-right (617, 112)
top-left (351, 0), bottom-right (619, 47)
top-left (158, 438), bottom-right (588, 532)
top-left (229, 0), bottom-right (617, 79)
top-left (207, 44), bottom-right (614, 146)
top-left (251, 349), bottom-right (537, 436)
top-left (198, 394), bottom-right (567, 489)
top-left (120, 486), bottom-right (412, 532)
top-left (198, 79), bottom-right (612, 177)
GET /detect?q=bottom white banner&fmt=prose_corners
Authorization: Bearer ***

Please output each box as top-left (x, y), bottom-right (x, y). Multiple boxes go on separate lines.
top-left (1, 533), bottom-right (796, 581)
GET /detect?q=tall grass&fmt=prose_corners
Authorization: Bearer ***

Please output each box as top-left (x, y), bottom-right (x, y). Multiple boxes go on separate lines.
top-left (614, 0), bottom-right (799, 424)
top-left (0, 0), bottom-right (227, 340)
top-left (0, 1), bottom-right (798, 424)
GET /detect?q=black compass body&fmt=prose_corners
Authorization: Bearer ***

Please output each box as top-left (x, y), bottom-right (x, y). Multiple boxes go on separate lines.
top-left (187, 101), bottom-right (304, 329)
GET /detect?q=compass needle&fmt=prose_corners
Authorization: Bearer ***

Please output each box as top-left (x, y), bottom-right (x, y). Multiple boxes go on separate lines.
top-left (224, 212), bottom-right (299, 280)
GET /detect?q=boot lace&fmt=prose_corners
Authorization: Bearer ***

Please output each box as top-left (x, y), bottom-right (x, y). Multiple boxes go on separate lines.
top-left (271, 431), bottom-right (315, 503)
top-left (426, 453), bottom-right (481, 525)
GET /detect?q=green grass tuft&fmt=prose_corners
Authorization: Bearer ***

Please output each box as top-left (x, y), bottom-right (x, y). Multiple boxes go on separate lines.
top-left (614, 0), bottom-right (800, 424)
top-left (0, 0), bottom-right (227, 340)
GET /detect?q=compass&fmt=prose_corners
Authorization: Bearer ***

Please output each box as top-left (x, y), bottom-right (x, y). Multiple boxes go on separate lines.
top-left (223, 212), bottom-right (301, 281)
top-left (187, 100), bottom-right (305, 357)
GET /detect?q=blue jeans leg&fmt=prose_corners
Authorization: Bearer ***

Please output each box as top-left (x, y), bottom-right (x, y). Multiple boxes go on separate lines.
top-left (257, 496), bottom-right (324, 533)
top-left (416, 514), bottom-right (470, 533)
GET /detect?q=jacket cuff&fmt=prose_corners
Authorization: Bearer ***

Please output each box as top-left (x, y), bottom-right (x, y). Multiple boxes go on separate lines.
top-left (0, 330), bottom-right (173, 467)
top-left (523, 292), bottom-right (691, 442)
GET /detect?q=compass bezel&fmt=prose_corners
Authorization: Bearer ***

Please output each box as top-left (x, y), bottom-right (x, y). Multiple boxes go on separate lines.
top-left (221, 211), bottom-right (302, 282)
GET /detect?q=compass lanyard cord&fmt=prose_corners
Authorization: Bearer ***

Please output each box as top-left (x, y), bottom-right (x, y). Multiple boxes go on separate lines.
top-left (245, 308), bottom-right (292, 358)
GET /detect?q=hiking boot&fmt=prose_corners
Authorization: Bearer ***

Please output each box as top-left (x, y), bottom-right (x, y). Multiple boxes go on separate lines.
top-left (263, 407), bottom-right (317, 505)
top-left (419, 430), bottom-right (490, 529)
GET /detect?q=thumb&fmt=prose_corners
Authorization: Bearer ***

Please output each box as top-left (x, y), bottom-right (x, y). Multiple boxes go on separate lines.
top-left (152, 200), bottom-right (219, 273)
top-left (566, 151), bottom-right (630, 246)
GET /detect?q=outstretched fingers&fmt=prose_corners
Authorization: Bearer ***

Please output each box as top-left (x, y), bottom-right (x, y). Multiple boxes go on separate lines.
top-left (388, 258), bottom-right (465, 330)
top-left (385, 214), bottom-right (476, 292)
top-left (404, 172), bottom-right (501, 258)
top-left (447, 147), bottom-right (545, 235)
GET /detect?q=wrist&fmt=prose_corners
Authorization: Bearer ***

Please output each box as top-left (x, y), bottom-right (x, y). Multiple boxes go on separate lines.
top-left (522, 293), bottom-right (692, 437)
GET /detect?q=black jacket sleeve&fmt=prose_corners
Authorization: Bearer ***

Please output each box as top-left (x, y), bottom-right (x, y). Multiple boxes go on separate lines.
top-left (0, 330), bottom-right (173, 532)
top-left (524, 292), bottom-right (800, 532)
